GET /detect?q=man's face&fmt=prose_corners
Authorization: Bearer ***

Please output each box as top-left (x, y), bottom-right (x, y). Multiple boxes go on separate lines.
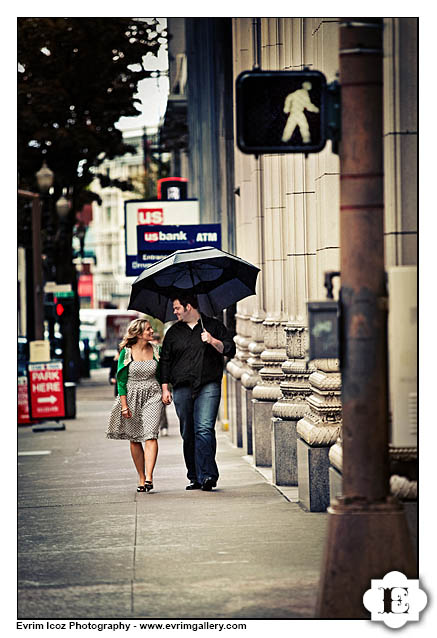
top-left (173, 300), bottom-right (190, 322)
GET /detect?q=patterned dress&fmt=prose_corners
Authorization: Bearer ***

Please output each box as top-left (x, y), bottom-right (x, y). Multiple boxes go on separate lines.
top-left (106, 359), bottom-right (163, 442)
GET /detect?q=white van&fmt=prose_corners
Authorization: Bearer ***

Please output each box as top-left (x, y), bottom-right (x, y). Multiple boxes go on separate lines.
top-left (79, 309), bottom-right (139, 366)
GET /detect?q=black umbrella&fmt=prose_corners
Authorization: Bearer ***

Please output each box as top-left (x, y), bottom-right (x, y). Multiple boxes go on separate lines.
top-left (128, 246), bottom-right (260, 323)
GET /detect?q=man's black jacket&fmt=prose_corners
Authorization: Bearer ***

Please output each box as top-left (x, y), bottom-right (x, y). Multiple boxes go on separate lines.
top-left (160, 314), bottom-right (236, 394)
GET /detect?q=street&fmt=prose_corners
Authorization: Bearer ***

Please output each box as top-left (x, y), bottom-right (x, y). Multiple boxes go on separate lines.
top-left (18, 368), bottom-right (327, 620)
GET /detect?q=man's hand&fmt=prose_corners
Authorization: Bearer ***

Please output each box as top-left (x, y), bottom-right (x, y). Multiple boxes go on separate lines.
top-left (162, 385), bottom-right (172, 405)
top-left (201, 330), bottom-right (224, 354)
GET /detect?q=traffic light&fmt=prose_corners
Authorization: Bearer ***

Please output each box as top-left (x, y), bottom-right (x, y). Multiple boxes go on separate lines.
top-left (236, 70), bottom-right (327, 154)
top-left (54, 293), bottom-right (74, 318)
top-left (56, 302), bottom-right (65, 317)
top-left (44, 301), bottom-right (57, 320)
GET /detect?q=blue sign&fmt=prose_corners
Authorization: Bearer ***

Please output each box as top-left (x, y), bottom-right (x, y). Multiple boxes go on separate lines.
top-left (126, 253), bottom-right (172, 275)
top-left (137, 224), bottom-right (221, 253)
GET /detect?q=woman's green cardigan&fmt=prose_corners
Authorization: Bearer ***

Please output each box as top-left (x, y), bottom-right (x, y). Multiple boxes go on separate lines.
top-left (116, 345), bottom-right (161, 396)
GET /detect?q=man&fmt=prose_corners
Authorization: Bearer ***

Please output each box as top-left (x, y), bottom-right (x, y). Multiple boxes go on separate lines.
top-left (160, 294), bottom-right (236, 491)
top-left (281, 81), bottom-right (319, 144)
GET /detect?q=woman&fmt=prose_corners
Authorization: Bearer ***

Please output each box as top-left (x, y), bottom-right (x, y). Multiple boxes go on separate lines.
top-left (106, 318), bottom-right (170, 492)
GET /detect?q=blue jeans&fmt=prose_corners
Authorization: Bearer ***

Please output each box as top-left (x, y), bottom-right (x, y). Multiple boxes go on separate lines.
top-left (173, 382), bottom-right (221, 484)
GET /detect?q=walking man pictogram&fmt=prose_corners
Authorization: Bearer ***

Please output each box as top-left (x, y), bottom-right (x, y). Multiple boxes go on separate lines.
top-left (281, 81), bottom-right (319, 144)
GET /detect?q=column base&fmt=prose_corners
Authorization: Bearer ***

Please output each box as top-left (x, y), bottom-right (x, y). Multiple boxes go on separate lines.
top-left (271, 417), bottom-right (298, 486)
top-left (251, 399), bottom-right (274, 466)
top-left (228, 375), bottom-right (242, 448)
top-left (316, 498), bottom-right (418, 619)
top-left (297, 438), bottom-right (330, 512)
top-left (241, 386), bottom-right (253, 455)
top-left (329, 466), bottom-right (343, 503)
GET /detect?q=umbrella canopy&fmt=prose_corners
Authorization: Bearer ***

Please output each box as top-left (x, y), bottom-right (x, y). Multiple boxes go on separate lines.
top-left (128, 246), bottom-right (260, 322)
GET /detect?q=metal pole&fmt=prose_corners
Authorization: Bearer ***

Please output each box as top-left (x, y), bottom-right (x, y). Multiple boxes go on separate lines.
top-left (252, 18), bottom-right (261, 70)
top-left (32, 197), bottom-right (44, 340)
top-left (19, 190), bottom-right (45, 341)
top-left (316, 18), bottom-right (416, 619)
top-left (340, 18), bottom-right (388, 500)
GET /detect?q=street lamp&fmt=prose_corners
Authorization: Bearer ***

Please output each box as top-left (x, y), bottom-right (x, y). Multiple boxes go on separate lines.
top-left (36, 161), bottom-right (54, 194)
top-left (55, 192), bottom-right (70, 220)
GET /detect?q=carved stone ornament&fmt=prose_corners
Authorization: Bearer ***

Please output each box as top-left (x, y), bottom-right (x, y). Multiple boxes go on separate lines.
top-left (241, 369), bottom-right (261, 389)
top-left (389, 446), bottom-right (417, 463)
top-left (296, 417), bottom-right (341, 446)
top-left (226, 358), bottom-right (245, 380)
top-left (296, 360), bottom-right (342, 446)
top-left (390, 475), bottom-right (417, 500)
top-left (328, 441), bottom-right (343, 471)
top-left (285, 323), bottom-right (308, 360)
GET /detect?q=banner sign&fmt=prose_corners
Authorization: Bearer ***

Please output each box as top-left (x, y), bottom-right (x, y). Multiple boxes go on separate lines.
top-left (18, 375), bottom-right (32, 424)
top-left (125, 200), bottom-right (200, 276)
top-left (137, 224), bottom-right (221, 253)
top-left (28, 361), bottom-right (65, 420)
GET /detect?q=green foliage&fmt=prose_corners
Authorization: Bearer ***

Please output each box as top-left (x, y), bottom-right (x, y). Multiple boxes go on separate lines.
top-left (18, 17), bottom-right (165, 208)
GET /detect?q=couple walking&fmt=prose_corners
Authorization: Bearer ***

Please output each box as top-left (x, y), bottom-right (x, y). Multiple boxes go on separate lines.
top-left (106, 293), bottom-right (236, 493)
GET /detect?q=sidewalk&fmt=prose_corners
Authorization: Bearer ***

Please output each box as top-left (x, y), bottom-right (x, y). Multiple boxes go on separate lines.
top-left (17, 369), bottom-right (327, 620)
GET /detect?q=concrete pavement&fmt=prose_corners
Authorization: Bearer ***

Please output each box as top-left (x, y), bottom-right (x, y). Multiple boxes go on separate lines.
top-left (17, 368), bottom-right (327, 620)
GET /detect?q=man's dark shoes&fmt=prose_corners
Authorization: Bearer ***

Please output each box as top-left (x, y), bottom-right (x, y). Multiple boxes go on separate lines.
top-left (201, 477), bottom-right (217, 491)
top-left (186, 481), bottom-right (201, 490)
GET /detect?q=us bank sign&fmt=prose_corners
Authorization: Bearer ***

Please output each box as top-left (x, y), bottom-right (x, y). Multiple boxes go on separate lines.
top-left (125, 199), bottom-right (203, 276)
top-left (137, 224), bottom-right (221, 254)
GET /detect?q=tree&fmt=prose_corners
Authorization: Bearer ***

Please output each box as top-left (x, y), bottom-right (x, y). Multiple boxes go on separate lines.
top-left (18, 17), bottom-right (165, 205)
top-left (18, 17), bottom-right (166, 381)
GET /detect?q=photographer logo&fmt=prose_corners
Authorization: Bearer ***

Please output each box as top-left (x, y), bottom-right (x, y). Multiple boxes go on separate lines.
top-left (363, 571), bottom-right (427, 628)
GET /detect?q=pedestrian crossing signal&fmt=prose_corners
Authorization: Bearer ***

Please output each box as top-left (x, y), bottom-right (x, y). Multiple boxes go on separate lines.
top-left (236, 70), bottom-right (327, 154)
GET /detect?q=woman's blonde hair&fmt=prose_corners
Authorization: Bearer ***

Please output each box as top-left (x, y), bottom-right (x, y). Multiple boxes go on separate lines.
top-left (119, 318), bottom-right (151, 350)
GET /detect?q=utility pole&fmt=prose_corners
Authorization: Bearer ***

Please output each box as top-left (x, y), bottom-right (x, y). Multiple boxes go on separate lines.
top-left (316, 18), bottom-right (416, 618)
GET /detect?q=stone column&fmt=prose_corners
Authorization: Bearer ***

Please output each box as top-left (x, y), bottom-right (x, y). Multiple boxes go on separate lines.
top-left (328, 434), bottom-right (343, 503)
top-left (226, 311), bottom-right (252, 448)
top-left (240, 312), bottom-right (264, 455)
top-left (252, 319), bottom-right (286, 467)
top-left (296, 359), bottom-right (342, 511)
top-left (271, 323), bottom-right (315, 485)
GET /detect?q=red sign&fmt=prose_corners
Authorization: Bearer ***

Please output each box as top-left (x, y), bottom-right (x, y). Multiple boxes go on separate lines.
top-left (28, 361), bottom-right (65, 420)
top-left (137, 208), bottom-right (164, 225)
top-left (18, 375), bottom-right (33, 424)
top-left (78, 273), bottom-right (94, 306)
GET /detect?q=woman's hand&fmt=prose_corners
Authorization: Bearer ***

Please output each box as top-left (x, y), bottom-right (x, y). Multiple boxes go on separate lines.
top-left (121, 407), bottom-right (132, 418)
top-left (162, 388), bottom-right (172, 405)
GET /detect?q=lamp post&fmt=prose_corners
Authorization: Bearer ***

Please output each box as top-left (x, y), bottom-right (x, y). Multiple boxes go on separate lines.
top-left (34, 161), bottom-right (55, 340)
top-left (36, 161), bottom-right (56, 282)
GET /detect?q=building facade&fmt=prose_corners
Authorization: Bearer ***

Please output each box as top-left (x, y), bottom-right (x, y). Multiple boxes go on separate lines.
top-left (162, 17), bottom-right (417, 539)
top-left (88, 131), bottom-right (153, 309)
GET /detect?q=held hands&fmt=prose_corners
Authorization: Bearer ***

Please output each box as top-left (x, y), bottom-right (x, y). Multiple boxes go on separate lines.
top-left (162, 388), bottom-right (172, 405)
